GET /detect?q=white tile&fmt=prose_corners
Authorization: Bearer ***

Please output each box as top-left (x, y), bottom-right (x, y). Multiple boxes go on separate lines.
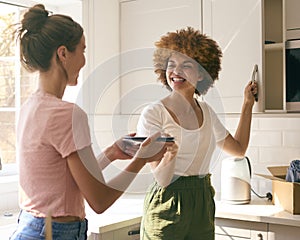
top-left (249, 131), bottom-right (282, 147)
top-left (251, 164), bottom-right (273, 196)
top-left (245, 147), bottom-right (259, 164)
top-left (255, 178), bottom-right (272, 197)
top-left (223, 116), bottom-right (239, 129)
top-left (222, 115), bottom-right (260, 131)
top-left (259, 117), bottom-right (300, 130)
top-left (250, 117), bottom-right (260, 130)
top-left (283, 131), bottom-right (300, 147)
top-left (260, 147), bottom-right (300, 164)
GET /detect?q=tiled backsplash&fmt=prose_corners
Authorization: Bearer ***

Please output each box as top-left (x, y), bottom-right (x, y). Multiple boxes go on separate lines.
top-left (92, 114), bottom-right (300, 196)
top-left (213, 114), bottom-right (300, 196)
top-left (2, 114), bottom-right (299, 211)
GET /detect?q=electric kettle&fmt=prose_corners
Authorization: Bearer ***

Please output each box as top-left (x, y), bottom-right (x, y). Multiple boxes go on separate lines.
top-left (221, 156), bottom-right (252, 204)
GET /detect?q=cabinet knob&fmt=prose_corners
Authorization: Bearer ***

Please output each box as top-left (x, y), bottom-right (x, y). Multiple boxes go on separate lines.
top-left (128, 229), bottom-right (140, 235)
top-left (257, 233), bottom-right (263, 240)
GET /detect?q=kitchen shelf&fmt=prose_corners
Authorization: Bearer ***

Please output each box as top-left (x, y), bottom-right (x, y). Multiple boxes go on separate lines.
top-left (264, 43), bottom-right (284, 51)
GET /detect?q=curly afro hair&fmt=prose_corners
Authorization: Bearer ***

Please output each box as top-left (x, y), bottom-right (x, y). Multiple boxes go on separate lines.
top-left (153, 27), bottom-right (222, 95)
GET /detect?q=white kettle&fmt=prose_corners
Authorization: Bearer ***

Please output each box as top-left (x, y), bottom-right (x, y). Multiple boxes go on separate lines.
top-left (221, 156), bottom-right (252, 204)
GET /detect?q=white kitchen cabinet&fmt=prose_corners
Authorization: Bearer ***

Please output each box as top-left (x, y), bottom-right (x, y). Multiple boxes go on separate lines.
top-left (285, 0), bottom-right (300, 40)
top-left (216, 218), bottom-right (300, 240)
top-left (96, 223), bottom-right (140, 240)
top-left (203, 0), bottom-right (263, 113)
top-left (268, 223), bottom-right (300, 240)
top-left (82, 0), bottom-right (121, 115)
top-left (88, 218), bottom-right (141, 240)
top-left (203, 0), bottom-right (287, 113)
top-left (119, 0), bottom-right (202, 114)
top-left (286, 0), bottom-right (300, 31)
top-left (83, 0), bottom-right (202, 115)
top-left (84, 0), bottom-right (289, 115)
top-left (215, 218), bottom-right (268, 240)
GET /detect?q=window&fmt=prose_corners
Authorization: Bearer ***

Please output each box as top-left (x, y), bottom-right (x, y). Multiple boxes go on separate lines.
top-left (0, 1), bottom-right (83, 175)
top-left (0, 3), bottom-right (38, 173)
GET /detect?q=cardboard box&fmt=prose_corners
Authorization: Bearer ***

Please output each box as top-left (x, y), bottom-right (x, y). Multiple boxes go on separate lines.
top-left (256, 166), bottom-right (300, 214)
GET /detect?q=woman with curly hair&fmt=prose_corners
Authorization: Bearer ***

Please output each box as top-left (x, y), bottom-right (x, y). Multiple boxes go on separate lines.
top-left (10, 4), bottom-right (177, 240)
top-left (137, 27), bottom-right (258, 239)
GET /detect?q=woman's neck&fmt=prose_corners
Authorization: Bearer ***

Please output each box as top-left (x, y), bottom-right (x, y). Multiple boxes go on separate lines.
top-left (38, 70), bottom-right (67, 99)
top-left (162, 92), bottom-right (203, 129)
top-left (167, 91), bottom-right (198, 110)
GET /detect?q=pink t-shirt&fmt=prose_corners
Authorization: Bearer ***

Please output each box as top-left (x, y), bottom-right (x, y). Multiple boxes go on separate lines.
top-left (17, 90), bottom-right (91, 219)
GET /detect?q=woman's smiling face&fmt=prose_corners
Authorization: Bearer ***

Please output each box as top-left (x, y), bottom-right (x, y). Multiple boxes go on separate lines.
top-left (166, 53), bottom-right (202, 94)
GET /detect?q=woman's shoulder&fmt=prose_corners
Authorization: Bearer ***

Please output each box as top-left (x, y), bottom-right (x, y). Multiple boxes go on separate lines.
top-left (197, 99), bottom-right (210, 111)
top-left (197, 99), bottom-right (216, 112)
top-left (142, 100), bottom-right (165, 112)
top-left (196, 99), bottom-right (220, 122)
top-left (42, 97), bottom-right (87, 123)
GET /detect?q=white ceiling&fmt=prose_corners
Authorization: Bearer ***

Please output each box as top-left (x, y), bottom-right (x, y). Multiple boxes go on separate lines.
top-left (33, 0), bottom-right (82, 7)
top-left (4, 0), bottom-right (82, 8)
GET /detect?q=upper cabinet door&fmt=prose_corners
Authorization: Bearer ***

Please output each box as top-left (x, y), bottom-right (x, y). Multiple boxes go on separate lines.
top-left (203, 0), bottom-right (264, 113)
top-left (120, 0), bottom-right (202, 114)
top-left (286, 0), bottom-right (300, 31)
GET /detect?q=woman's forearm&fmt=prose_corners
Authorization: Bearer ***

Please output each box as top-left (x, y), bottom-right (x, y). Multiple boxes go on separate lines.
top-left (152, 157), bottom-right (176, 187)
top-left (97, 151), bottom-right (112, 170)
top-left (234, 102), bottom-right (253, 155)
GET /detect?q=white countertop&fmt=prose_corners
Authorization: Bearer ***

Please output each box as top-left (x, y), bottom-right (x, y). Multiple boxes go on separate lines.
top-left (215, 198), bottom-right (300, 227)
top-left (86, 194), bottom-right (300, 235)
top-left (2, 194), bottom-right (299, 238)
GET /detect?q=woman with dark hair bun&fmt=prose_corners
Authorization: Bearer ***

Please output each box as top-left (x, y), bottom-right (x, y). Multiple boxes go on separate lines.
top-left (10, 4), bottom-right (177, 240)
top-left (18, 4), bottom-right (83, 72)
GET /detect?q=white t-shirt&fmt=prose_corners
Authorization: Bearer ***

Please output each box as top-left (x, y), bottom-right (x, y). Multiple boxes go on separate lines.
top-left (137, 100), bottom-right (229, 176)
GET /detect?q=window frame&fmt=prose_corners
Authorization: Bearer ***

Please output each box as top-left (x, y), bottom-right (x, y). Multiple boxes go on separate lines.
top-left (0, 2), bottom-right (25, 177)
top-left (0, 0), bottom-right (83, 178)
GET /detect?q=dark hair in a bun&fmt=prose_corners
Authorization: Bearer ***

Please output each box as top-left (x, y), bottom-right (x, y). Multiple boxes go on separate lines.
top-left (21, 4), bottom-right (49, 34)
top-left (16, 4), bottom-right (83, 72)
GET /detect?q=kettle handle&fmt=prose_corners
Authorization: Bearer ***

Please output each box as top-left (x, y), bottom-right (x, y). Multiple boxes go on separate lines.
top-left (245, 156), bottom-right (252, 178)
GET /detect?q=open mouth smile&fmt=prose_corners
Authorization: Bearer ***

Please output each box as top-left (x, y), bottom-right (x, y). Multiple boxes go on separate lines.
top-left (172, 77), bottom-right (186, 83)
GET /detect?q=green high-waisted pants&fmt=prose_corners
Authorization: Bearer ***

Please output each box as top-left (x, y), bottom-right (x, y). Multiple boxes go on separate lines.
top-left (140, 174), bottom-right (215, 240)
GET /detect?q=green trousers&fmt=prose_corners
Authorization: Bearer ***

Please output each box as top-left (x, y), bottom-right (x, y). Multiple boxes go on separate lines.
top-left (140, 174), bottom-right (215, 240)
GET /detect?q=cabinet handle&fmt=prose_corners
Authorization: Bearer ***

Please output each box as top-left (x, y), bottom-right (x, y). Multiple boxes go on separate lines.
top-left (251, 64), bottom-right (258, 102)
top-left (128, 229), bottom-right (140, 235)
top-left (257, 233), bottom-right (263, 240)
